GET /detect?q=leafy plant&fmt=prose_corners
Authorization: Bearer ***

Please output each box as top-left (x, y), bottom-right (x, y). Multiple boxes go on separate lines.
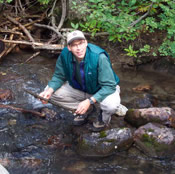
top-left (124, 45), bottom-right (139, 57)
top-left (71, 22), bottom-right (79, 30)
top-left (139, 45), bottom-right (151, 53)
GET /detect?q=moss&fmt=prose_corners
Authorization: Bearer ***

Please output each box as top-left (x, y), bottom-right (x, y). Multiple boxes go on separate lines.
top-left (141, 133), bottom-right (167, 152)
top-left (127, 109), bottom-right (135, 114)
top-left (148, 128), bottom-right (154, 132)
top-left (79, 139), bottom-right (91, 150)
top-left (99, 131), bottom-right (107, 138)
top-left (104, 139), bottom-right (115, 143)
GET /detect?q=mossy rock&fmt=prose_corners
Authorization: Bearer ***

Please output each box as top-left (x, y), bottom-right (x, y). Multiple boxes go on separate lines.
top-left (134, 123), bottom-right (175, 158)
top-left (77, 128), bottom-right (133, 157)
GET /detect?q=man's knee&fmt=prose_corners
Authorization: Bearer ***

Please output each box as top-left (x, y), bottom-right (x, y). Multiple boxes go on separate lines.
top-left (101, 101), bottom-right (120, 113)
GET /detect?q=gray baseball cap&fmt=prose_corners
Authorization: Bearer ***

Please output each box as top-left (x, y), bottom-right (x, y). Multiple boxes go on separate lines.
top-left (67, 30), bottom-right (86, 45)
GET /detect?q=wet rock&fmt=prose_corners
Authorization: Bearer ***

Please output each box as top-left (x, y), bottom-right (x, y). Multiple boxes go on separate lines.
top-left (62, 161), bottom-right (87, 173)
top-left (125, 107), bottom-right (175, 128)
top-left (134, 123), bottom-right (175, 158)
top-left (77, 128), bottom-right (133, 157)
top-left (132, 84), bottom-right (152, 92)
top-left (0, 89), bottom-right (13, 102)
top-left (40, 107), bottom-right (57, 121)
top-left (0, 72), bottom-right (20, 82)
top-left (128, 93), bottom-right (157, 109)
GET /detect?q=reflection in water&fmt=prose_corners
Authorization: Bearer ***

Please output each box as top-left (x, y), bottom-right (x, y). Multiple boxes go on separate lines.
top-left (0, 51), bottom-right (175, 173)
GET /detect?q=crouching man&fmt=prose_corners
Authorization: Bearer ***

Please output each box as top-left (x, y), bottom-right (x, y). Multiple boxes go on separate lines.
top-left (39, 30), bottom-right (127, 131)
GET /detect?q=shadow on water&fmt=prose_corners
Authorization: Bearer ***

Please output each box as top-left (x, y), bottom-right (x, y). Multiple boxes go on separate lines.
top-left (0, 51), bottom-right (175, 173)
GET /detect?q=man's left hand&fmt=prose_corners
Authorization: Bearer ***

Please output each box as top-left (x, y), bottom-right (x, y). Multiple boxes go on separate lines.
top-left (75, 99), bottom-right (90, 115)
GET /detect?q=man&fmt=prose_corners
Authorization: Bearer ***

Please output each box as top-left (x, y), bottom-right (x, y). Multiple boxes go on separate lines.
top-left (40, 30), bottom-right (127, 131)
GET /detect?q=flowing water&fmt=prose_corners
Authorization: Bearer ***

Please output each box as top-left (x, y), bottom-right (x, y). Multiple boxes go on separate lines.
top-left (0, 50), bottom-right (175, 174)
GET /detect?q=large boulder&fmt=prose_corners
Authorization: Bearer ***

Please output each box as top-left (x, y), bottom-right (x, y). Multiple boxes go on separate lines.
top-left (134, 123), bottom-right (175, 158)
top-left (124, 107), bottom-right (175, 128)
top-left (77, 128), bottom-right (133, 157)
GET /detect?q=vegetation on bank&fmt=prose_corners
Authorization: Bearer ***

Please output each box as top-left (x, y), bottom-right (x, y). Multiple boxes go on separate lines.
top-left (0, 0), bottom-right (175, 63)
top-left (71, 0), bottom-right (175, 60)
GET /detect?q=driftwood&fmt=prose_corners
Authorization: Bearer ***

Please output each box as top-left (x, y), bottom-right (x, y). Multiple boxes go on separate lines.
top-left (5, 15), bottom-right (35, 42)
top-left (0, 39), bottom-right (64, 50)
top-left (0, 29), bottom-right (23, 36)
top-left (0, 104), bottom-right (45, 117)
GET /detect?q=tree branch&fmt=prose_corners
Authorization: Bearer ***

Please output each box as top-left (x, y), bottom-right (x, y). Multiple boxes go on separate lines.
top-left (57, 0), bottom-right (67, 31)
top-left (5, 15), bottom-right (35, 42)
top-left (32, 22), bottom-right (65, 40)
top-left (0, 104), bottom-right (45, 117)
top-left (48, 0), bottom-right (58, 28)
top-left (129, 2), bottom-right (154, 28)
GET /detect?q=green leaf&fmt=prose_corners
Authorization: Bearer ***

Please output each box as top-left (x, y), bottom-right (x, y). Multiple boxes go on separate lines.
top-left (129, 0), bottom-right (136, 6)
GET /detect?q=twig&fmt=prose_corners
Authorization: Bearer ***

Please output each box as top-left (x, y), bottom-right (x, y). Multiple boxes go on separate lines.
top-left (0, 104), bottom-right (45, 117)
top-left (24, 51), bottom-right (40, 63)
top-left (60, 28), bottom-right (109, 37)
top-left (83, 32), bottom-right (109, 37)
top-left (129, 2), bottom-right (154, 28)
top-left (24, 89), bottom-right (73, 112)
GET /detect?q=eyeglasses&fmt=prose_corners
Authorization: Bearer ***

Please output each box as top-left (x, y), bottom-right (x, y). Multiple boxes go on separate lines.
top-left (70, 40), bottom-right (86, 49)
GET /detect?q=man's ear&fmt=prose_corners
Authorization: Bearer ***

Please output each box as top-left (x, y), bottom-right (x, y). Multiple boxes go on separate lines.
top-left (67, 45), bottom-right (71, 51)
top-left (85, 40), bottom-right (88, 46)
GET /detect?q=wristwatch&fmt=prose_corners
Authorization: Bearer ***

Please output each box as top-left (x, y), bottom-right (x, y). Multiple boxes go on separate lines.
top-left (89, 98), bottom-right (94, 105)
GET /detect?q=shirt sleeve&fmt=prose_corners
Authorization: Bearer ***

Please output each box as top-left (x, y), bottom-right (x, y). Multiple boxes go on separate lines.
top-left (48, 55), bottom-right (67, 91)
top-left (92, 53), bottom-right (118, 102)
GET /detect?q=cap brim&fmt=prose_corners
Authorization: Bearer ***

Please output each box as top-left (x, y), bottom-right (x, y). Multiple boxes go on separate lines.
top-left (67, 37), bottom-right (86, 45)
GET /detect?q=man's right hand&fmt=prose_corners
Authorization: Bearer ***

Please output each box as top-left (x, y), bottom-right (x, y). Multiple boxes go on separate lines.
top-left (39, 87), bottom-right (54, 104)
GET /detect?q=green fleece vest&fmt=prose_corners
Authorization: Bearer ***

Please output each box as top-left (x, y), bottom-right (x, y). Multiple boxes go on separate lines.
top-left (60, 43), bottom-right (119, 94)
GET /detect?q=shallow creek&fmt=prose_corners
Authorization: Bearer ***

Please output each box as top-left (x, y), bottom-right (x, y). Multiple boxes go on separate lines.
top-left (0, 50), bottom-right (175, 174)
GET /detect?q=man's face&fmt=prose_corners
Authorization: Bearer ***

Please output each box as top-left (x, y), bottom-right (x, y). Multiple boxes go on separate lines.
top-left (68, 39), bottom-right (87, 60)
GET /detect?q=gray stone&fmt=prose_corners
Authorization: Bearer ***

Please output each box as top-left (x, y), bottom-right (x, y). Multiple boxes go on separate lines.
top-left (77, 128), bottom-right (133, 157)
top-left (125, 107), bottom-right (175, 128)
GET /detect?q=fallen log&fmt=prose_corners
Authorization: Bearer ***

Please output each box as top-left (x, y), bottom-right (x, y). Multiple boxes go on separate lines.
top-left (0, 104), bottom-right (45, 117)
top-left (0, 39), bottom-right (64, 50)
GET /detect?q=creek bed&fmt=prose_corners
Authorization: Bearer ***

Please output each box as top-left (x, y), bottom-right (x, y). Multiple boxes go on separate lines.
top-left (0, 50), bottom-right (175, 174)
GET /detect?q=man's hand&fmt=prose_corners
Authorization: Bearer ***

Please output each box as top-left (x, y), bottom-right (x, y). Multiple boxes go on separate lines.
top-left (75, 99), bottom-right (91, 115)
top-left (39, 87), bottom-right (54, 104)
